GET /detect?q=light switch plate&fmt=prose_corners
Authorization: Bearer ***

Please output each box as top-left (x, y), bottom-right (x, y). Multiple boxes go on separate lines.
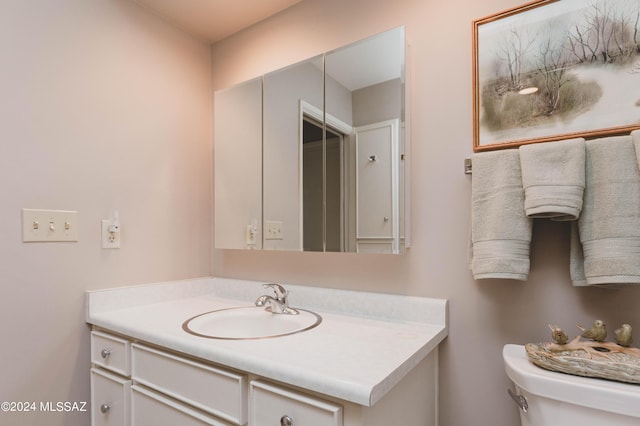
top-left (264, 221), bottom-right (283, 240)
top-left (22, 209), bottom-right (78, 242)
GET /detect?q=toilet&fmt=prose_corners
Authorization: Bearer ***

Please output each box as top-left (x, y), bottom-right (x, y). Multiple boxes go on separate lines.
top-left (503, 344), bottom-right (640, 426)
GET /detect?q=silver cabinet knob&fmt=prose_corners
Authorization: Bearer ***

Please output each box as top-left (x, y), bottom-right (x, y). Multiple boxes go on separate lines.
top-left (280, 415), bottom-right (293, 426)
top-left (383, 216), bottom-right (389, 222)
top-left (100, 348), bottom-right (111, 359)
top-left (100, 404), bottom-right (111, 414)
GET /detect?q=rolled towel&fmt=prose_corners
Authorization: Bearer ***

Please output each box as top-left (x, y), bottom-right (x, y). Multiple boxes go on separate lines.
top-left (519, 138), bottom-right (585, 221)
top-left (471, 149), bottom-right (532, 280)
top-left (572, 135), bottom-right (640, 286)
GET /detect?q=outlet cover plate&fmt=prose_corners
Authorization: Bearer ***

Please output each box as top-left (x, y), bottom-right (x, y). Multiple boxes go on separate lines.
top-left (101, 219), bottom-right (121, 249)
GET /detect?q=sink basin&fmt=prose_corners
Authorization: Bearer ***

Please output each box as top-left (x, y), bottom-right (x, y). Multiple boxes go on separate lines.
top-left (182, 306), bottom-right (322, 340)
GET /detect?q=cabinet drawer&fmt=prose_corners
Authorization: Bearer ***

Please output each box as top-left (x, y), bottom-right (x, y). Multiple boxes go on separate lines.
top-left (131, 344), bottom-right (247, 425)
top-left (91, 368), bottom-right (131, 426)
top-left (91, 331), bottom-right (131, 376)
top-left (131, 385), bottom-right (232, 426)
top-left (250, 380), bottom-right (342, 426)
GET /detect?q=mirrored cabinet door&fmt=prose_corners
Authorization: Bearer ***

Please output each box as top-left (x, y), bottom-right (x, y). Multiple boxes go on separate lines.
top-left (325, 27), bottom-right (405, 254)
top-left (263, 55), bottom-right (324, 252)
top-left (214, 77), bottom-right (263, 250)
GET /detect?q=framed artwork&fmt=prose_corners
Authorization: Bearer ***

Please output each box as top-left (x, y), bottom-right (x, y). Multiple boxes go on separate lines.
top-left (472, 0), bottom-right (640, 151)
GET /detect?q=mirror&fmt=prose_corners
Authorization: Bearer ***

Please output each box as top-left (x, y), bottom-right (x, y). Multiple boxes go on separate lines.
top-left (263, 55), bottom-right (324, 251)
top-left (324, 27), bottom-right (405, 254)
top-left (214, 77), bottom-right (263, 250)
top-left (214, 27), bottom-right (406, 254)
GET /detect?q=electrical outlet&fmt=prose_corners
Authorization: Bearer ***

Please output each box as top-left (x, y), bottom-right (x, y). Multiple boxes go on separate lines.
top-left (246, 224), bottom-right (257, 245)
top-left (264, 221), bottom-right (283, 240)
top-left (101, 219), bottom-right (121, 249)
top-left (22, 209), bottom-right (78, 242)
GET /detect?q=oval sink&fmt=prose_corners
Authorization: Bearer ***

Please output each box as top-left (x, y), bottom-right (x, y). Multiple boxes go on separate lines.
top-left (182, 306), bottom-right (322, 340)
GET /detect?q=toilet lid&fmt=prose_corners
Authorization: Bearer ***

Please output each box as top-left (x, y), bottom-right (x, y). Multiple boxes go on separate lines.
top-left (503, 344), bottom-right (640, 418)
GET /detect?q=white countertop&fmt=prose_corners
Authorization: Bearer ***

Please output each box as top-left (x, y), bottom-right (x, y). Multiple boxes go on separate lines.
top-left (86, 277), bottom-right (448, 406)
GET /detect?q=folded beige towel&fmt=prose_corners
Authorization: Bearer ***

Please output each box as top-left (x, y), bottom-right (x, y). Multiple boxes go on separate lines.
top-left (571, 135), bottom-right (640, 286)
top-left (471, 149), bottom-right (532, 280)
top-left (519, 138), bottom-right (585, 221)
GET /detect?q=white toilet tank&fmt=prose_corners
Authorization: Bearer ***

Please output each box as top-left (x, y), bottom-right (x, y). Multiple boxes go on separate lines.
top-left (503, 344), bottom-right (640, 426)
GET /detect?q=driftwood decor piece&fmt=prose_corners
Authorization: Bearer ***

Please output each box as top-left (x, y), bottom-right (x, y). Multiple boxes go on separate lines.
top-left (526, 336), bottom-right (640, 385)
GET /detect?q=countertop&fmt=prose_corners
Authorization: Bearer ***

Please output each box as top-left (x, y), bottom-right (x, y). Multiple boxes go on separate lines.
top-left (86, 277), bottom-right (448, 406)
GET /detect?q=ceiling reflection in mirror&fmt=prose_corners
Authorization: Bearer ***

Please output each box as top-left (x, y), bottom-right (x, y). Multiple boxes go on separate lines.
top-left (214, 27), bottom-right (407, 254)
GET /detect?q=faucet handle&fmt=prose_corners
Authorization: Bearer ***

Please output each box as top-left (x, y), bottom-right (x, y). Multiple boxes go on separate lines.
top-left (263, 283), bottom-right (288, 299)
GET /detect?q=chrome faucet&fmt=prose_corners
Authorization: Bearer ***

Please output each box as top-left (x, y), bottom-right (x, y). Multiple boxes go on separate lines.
top-left (255, 283), bottom-right (299, 315)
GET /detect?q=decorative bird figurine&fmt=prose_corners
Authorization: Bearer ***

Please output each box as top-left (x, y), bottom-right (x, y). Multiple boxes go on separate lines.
top-left (548, 324), bottom-right (568, 345)
top-left (615, 324), bottom-right (633, 347)
top-left (577, 320), bottom-right (607, 342)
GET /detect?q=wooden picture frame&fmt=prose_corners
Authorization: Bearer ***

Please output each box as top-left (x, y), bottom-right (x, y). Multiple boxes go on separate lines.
top-left (472, 0), bottom-right (640, 151)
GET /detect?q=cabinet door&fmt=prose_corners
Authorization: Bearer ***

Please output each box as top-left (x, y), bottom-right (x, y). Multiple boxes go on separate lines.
top-left (131, 385), bottom-right (232, 426)
top-left (91, 368), bottom-right (131, 426)
top-left (250, 380), bottom-right (342, 426)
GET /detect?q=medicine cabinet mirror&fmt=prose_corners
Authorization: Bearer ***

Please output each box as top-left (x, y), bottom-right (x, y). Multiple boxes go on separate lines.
top-left (215, 26), bottom-right (407, 254)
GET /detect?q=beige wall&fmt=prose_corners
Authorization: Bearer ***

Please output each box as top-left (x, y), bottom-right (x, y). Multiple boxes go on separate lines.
top-left (0, 1), bottom-right (212, 425)
top-left (212, 0), bottom-right (640, 425)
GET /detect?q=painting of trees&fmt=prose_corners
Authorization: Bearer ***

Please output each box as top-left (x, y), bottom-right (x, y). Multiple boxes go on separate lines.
top-left (474, 0), bottom-right (640, 150)
top-left (536, 28), bottom-right (572, 115)
top-left (568, 1), bottom-right (639, 63)
top-left (496, 28), bottom-right (535, 92)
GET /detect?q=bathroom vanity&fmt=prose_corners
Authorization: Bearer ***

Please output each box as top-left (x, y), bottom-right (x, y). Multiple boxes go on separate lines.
top-left (86, 278), bottom-right (448, 425)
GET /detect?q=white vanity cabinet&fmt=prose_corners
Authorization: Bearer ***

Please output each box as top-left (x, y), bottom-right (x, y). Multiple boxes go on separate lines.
top-left (90, 329), bottom-right (438, 426)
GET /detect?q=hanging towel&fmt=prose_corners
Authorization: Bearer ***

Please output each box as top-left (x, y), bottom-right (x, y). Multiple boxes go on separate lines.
top-left (633, 130), bottom-right (640, 167)
top-left (470, 149), bottom-right (532, 281)
top-left (519, 138), bottom-right (585, 221)
top-left (569, 222), bottom-right (587, 286)
top-left (571, 135), bottom-right (640, 286)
